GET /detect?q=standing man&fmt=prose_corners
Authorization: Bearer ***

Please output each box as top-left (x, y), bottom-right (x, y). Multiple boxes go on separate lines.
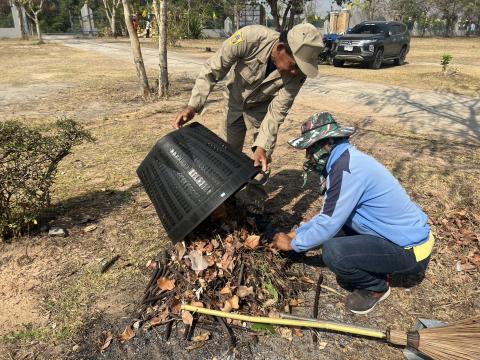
top-left (272, 113), bottom-right (434, 314)
top-left (173, 23), bottom-right (324, 215)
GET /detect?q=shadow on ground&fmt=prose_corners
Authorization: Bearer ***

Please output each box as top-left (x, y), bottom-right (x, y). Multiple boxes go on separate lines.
top-left (40, 185), bottom-right (141, 231)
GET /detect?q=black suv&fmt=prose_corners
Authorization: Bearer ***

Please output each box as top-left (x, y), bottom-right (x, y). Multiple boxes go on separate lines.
top-left (332, 21), bottom-right (410, 69)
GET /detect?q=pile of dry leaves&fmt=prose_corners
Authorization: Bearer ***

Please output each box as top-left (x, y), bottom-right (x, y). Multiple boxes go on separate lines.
top-left (108, 215), bottom-right (317, 351)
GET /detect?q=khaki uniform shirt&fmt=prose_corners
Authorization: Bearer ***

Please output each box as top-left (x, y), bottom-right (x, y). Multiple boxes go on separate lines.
top-left (188, 25), bottom-right (306, 152)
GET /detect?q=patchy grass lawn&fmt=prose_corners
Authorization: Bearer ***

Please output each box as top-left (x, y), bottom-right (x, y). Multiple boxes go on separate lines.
top-left (0, 40), bottom-right (479, 360)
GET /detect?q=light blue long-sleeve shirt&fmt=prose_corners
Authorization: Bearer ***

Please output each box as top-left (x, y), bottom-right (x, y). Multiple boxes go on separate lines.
top-left (291, 140), bottom-right (430, 253)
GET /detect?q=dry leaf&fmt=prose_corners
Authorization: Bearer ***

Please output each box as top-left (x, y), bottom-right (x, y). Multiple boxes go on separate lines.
top-left (268, 309), bottom-right (280, 318)
top-left (300, 276), bottom-right (315, 284)
top-left (171, 301), bottom-right (182, 314)
top-left (117, 326), bottom-right (135, 343)
top-left (221, 252), bottom-right (234, 272)
top-left (186, 341), bottom-right (206, 351)
top-left (263, 299), bottom-right (276, 308)
top-left (220, 285), bottom-right (232, 295)
top-left (175, 242), bottom-right (186, 260)
top-left (469, 254), bottom-right (480, 266)
top-left (157, 277), bottom-right (176, 291)
top-left (294, 328), bottom-right (303, 337)
top-left (228, 295), bottom-right (240, 309)
top-left (319, 341), bottom-right (328, 350)
top-left (182, 311), bottom-right (193, 325)
top-left (146, 260), bottom-right (157, 270)
top-left (84, 224), bottom-right (97, 232)
top-left (188, 250), bottom-right (209, 271)
top-left (191, 301), bottom-right (204, 308)
top-left (277, 327), bottom-right (293, 341)
top-left (194, 241), bottom-right (206, 253)
top-left (192, 331), bottom-right (210, 342)
top-left (245, 235), bottom-right (261, 249)
top-left (204, 243), bottom-right (214, 253)
top-left (150, 312), bottom-right (168, 326)
top-left (100, 331), bottom-right (113, 351)
top-left (289, 298), bottom-right (305, 307)
top-left (237, 286), bottom-right (253, 298)
top-left (221, 300), bottom-right (233, 313)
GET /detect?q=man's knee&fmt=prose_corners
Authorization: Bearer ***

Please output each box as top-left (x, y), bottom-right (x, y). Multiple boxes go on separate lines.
top-left (322, 239), bottom-right (342, 269)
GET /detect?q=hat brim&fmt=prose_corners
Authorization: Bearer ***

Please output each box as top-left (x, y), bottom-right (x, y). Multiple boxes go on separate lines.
top-left (288, 128), bottom-right (356, 149)
top-left (293, 54), bottom-right (319, 78)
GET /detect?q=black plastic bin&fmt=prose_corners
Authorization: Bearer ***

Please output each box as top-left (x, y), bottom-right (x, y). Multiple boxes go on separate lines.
top-left (137, 122), bottom-right (258, 243)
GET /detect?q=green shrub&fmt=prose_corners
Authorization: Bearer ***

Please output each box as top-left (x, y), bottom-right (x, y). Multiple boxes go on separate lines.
top-left (168, 9), bottom-right (205, 42)
top-left (0, 118), bottom-right (94, 240)
top-left (441, 54), bottom-right (453, 72)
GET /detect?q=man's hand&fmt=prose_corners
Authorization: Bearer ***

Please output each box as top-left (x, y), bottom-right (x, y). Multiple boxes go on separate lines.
top-left (173, 106), bottom-right (196, 129)
top-left (271, 231), bottom-right (296, 251)
top-left (253, 147), bottom-right (268, 172)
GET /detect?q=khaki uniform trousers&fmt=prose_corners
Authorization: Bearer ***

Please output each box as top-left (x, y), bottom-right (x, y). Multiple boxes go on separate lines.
top-left (221, 115), bottom-right (271, 215)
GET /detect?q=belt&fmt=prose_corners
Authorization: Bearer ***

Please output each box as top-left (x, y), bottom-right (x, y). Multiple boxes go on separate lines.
top-left (405, 232), bottom-right (435, 262)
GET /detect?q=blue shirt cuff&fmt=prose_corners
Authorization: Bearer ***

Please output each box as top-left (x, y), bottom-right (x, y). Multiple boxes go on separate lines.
top-left (291, 238), bottom-right (302, 253)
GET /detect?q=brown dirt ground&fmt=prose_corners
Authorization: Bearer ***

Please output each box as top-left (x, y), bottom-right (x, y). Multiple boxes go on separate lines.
top-left (0, 40), bottom-right (479, 360)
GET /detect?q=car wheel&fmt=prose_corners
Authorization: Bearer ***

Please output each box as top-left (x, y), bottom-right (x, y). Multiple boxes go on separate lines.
top-left (369, 48), bottom-right (384, 69)
top-left (333, 59), bottom-right (344, 67)
top-left (394, 46), bottom-right (407, 66)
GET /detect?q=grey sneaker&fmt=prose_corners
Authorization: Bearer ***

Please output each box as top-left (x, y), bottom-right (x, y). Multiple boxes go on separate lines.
top-left (345, 287), bottom-right (391, 314)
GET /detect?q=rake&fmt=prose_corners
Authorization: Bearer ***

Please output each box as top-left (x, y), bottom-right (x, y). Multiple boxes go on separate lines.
top-left (181, 304), bottom-right (480, 360)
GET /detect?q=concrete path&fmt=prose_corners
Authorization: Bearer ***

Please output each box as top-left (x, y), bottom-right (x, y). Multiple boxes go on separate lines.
top-left (56, 38), bottom-right (480, 145)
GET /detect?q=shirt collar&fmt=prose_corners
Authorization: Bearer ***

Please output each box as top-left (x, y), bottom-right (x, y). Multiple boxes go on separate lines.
top-left (326, 139), bottom-right (352, 174)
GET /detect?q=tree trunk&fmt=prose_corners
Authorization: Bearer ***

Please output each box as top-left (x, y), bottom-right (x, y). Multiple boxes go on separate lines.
top-left (34, 13), bottom-right (42, 43)
top-left (233, 3), bottom-right (240, 30)
top-left (281, 3), bottom-right (292, 31)
top-left (288, 8), bottom-right (295, 30)
top-left (15, 3), bottom-right (28, 39)
top-left (68, 9), bottom-right (74, 32)
top-left (267, 0), bottom-right (281, 31)
top-left (153, 0), bottom-right (169, 97)
top-left (121, 0), bottom-right (150, 98)
top-left (111, 10), bottom-right (116, 37)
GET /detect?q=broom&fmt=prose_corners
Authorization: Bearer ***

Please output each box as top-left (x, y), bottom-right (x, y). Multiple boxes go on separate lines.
top-left (181, 304), bottom-right (480, 360)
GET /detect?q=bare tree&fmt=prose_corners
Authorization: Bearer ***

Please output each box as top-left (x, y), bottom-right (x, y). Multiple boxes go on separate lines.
top-left (102, 0), bottom-right (121, 37)
top-left (152, 0), bottom-right (169, 97)
top-left (18, 0), bottom-right (43, 43)
top-left (121, 0), bottom-right (150, 98)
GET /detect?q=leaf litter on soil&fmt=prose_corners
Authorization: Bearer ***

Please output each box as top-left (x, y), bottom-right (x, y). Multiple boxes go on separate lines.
top-left (127, 204), bottom-right (313, 348)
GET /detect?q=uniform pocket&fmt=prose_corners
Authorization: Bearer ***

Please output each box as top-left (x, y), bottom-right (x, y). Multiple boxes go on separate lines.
top-left (235, 60), bottom-right (262, 85)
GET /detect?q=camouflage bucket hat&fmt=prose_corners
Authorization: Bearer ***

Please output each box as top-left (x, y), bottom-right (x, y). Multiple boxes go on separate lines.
top-left (288, 112), bottom-right (355, 149)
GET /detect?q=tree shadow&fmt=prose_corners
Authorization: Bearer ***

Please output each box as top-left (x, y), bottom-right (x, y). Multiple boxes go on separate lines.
top-left (355, 86), bottom-right (480, 145)
top-left (40, 185), bottom-right (140, 230)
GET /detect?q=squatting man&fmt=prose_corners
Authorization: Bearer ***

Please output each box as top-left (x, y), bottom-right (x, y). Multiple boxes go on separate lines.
top-left (271, 112), bottom-right (434, 314)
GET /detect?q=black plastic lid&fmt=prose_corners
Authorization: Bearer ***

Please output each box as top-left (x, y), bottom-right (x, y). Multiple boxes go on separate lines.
top-left (137, 122), bottom-right (258, 243)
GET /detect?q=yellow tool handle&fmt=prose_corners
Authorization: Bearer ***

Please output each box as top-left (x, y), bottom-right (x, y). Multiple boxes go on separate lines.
top-left (181, 304), bottom-right (386, 339)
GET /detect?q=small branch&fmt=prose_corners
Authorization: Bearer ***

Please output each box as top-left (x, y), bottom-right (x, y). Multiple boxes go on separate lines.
top-left (320, 285), bottom-right (345, 298)
top-left (216, 316), bottom-right (236, 348)
top-left (100, 254), bottom-right (120, 273)
top-left (312, 272), bottom-right (323, 344)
